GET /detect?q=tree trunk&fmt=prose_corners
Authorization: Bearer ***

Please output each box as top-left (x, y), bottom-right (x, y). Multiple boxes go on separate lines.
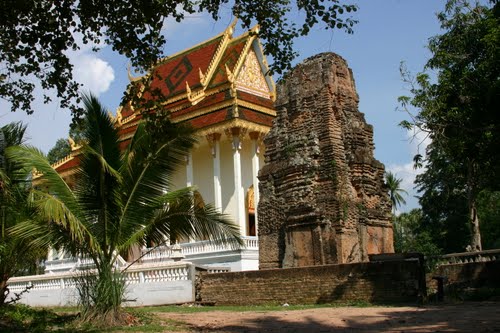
top-left (467, 160), bottom-right (482, 251)
top-left (0, 275), bottom-right (9, 306)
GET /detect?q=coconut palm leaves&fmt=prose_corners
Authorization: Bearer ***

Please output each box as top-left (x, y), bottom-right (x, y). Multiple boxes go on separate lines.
top-left (385, 171), bottom-right (408, 212)
top-left (0, 122), bottom-right (46, 306)
top-left (7, 93), bottom-right (241, 321)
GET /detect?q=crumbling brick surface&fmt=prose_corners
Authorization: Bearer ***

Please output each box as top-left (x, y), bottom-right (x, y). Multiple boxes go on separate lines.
top-left (258, 53), bottom-right (393, 269)
top-left (199, 261), bottom-right (422, 305)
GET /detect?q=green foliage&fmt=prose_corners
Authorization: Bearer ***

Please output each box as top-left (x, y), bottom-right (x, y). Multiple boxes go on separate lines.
top-left (398, 0), bottom-right (500, 251)
top-left (75, 268), bottom-right (127, 326)
top-left (0, 304), bottom-right (171, 332)
top-left (0, 304), bottom-right (71, 332)
top-left (393, 209), bottom-right (441, 256)
top-left (7, 93), bottom-right (241, 324)
top-left (46, 139), bottom-right (71, 165)
top-left (0, 122), bottom-right (46, 306)
top-left (477, 190), bottom-right (500, 249)
top-left (384, 172), bottom-right (407, 212)
top-left (416, 145), bottom-right (472, 253)
top-left (47, 118), bottom-right (86, 165)
top-left (0, 0), bottom-right (357, 120)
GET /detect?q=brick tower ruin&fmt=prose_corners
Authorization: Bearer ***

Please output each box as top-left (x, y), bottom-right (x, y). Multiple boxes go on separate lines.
top-left (258, 53), bottom-right (393, 269)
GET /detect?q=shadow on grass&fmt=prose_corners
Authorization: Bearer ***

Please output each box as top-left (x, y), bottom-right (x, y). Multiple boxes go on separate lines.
top-left (0, 305), bottom-right (170, 332)
top-left (168, 302), bottom-right (500, 333)
top-left (0, 304), bottom-right (79, 333)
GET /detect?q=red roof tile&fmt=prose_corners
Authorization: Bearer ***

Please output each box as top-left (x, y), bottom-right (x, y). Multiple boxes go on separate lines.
top-left (170, 91), bottom-right (230, 119)
top-left (189, 109), bottom-right (231, 129)
top-left (237, 90), bottom-right (274, 108)
top-left (145, 36), bottom-right (223, 99)
top-left (209, 38), bottom-right (247, 87)
top-left (239, 107), bottom-right (274, 127)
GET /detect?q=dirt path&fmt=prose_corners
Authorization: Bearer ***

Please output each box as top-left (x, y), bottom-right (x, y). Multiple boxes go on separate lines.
top-left (158, 302), bottom-right (500, 332)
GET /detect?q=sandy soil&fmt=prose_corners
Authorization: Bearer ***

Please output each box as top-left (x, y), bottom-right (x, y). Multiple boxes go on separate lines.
top-left (158, 302), bottom-right (500, 332)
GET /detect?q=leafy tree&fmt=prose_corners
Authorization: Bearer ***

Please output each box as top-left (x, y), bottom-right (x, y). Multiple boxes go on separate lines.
top-left (0, 0), bottom-right (357, 120)
top-left (47, 121), bottom-right (86, 164)
top-left (385, 171), bottom-right (408, 213)
top-left (46, 139), bottom-right (71, 165)
top-left (0, 122), bottom-right (46, 306)
top-left (415, 143), bottom-right (472, 253)
top-left (7, 93), bottom-right (241, 324)
top-left (398, 0), bottom-right (500, 251)
top-left (393, 208), bottom-right (441, 259)
top-left (477, 190), bottom-right (500, 249)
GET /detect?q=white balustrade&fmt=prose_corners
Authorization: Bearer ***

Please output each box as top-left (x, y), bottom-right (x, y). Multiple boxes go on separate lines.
top-left (10, 237), bottom-right (257, 306)
top-left (432, 248), bottom-right (500, 266)
top-left (141, 236), bottom-right (258, 263)
top-left (9, 262), bottom-right (192, 292)
top-left (45, 253), bottom-right (127, 273)
top-left (7, 262), bottom-right (197, 307)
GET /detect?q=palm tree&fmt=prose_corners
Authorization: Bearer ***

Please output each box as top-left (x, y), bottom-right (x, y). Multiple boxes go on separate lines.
top-left (385, 171), bottom-right (408, 213)
top-left (8, 94), bottom-right (241, 324)
top-left (0, 122), bottom-right (46, 306)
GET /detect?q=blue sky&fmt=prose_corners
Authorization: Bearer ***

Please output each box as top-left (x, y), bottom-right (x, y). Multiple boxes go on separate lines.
top-left (0, 0), bottom-right (449, 212)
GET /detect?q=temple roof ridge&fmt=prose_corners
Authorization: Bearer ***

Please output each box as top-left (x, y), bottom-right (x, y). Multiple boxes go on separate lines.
top-left (156, 18), bottom-right (237, 68)
top-left (127, 19), bottom-right (237, 83)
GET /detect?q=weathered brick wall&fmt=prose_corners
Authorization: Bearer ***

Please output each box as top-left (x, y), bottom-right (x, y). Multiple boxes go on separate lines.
top-left (258, 52), bottom-right (393, 269)
top-left (199, 260), bottom-right (424, 305)
top-left (433, 261), bottom-right (500, 289)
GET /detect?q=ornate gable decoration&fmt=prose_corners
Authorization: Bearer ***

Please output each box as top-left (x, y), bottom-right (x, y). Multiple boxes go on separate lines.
top-left (235, 50), bottom-right (270, 98)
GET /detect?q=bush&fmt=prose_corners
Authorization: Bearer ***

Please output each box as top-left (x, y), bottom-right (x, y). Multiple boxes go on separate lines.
top-left (75, 268), bottom-right (127, 326)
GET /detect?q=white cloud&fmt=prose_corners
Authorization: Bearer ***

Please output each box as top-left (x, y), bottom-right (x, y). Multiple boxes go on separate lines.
top-left (386, 128), bottom-right (432, 212)
top-left (1, 44), bottom-right (115, 153)
top-left (387, 162), bottom-right (420, 194)
top-left (387, 161), bottom-right (423, 213)
top-left (73, 54), bottom-right (115, 95)
top-left (406, 127), bottom-right (431, 158)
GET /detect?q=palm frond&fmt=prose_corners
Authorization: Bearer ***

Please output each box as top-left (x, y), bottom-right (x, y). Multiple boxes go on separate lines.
top-left (75, 93), bottom-right (123, 253)
top-left (385, 171), bottom-right (409, 209)
top-left (82, 145), bottom-right (122, 181)
top-left (23, 189), bottom-right (99, 254)
top-left (118, 120), bottom-right (196, 241)
top-left (118, 187), bottom-right (242, 254)
top-left (1, 122), bottom-right (28, 147)
top-left (6, 145), bottom-right (78, 210)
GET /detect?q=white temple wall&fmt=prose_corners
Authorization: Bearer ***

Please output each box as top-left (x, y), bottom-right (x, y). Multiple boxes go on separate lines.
top-left (165, 136), bottom-right (265, 237)
top-left (191, 142), bottom-right (214, 205)
top-left (240, 140), bottom-right (253, 196)
top-left (171, 159), bottom-right (187, 191)
top-left (220, 139), bottom-right (236, 219)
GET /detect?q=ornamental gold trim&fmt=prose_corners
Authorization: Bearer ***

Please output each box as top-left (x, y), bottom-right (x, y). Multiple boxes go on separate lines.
top-left (172, 100), bottom-right (235, 123)
top-left (203, 19), bottom-right (236, 87)
top-left (237, 100), bottom-right (276, 116)
top-left (232, 27), bottom-right (259, 81)
top-left (195, 118), bottom-right (270, 138)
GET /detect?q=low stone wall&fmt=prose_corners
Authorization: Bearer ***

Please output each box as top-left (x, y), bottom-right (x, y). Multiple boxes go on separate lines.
top-left (7, 262), bottom-right (197, 307)
top-left (198, 259), bottom-right (425, 305)
top-left (433, 260), bottom-right (500, 290)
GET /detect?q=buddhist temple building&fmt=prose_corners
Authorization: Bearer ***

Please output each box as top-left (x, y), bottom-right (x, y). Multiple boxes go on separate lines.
top-left (42, 21), bottom-right (275, 272)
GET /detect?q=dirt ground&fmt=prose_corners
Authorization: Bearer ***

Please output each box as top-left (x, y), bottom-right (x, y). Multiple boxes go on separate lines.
top-left (159, 302), bottom-right (500, 332)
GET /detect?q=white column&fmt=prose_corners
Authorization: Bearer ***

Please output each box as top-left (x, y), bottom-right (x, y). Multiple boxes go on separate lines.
top-left (47, 247), bottom-right (56, 261)
top-left (186, 153), bottom-right (193, 188)
top-left (231, 129), bottom-right (246, 236)
top-left (186, 153), bottom-right (194, 243)
top-left (250, 132), bottom-right (260, 235)
top-left (208, 133), bottom-right (222, 211)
